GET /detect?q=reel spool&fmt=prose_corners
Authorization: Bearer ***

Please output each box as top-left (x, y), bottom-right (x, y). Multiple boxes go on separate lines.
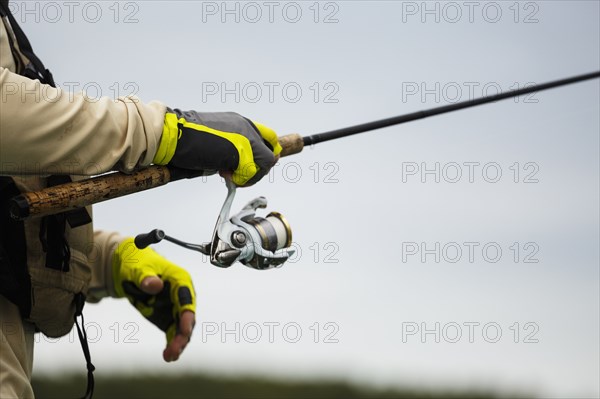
top-left (134, 180), bottom-right (295, 270)
top-left (241, 212), bottom-right (293, 269)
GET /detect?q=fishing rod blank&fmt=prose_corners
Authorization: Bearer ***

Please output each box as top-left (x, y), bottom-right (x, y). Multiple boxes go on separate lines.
top-left (303, 70), bottom-right (600, 146)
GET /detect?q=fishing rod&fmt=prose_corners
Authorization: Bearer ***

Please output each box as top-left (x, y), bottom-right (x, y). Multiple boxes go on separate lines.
top-left (304, 70), bottom-right (600, 146)
top-left (9, 70), bottom-right (600, 222)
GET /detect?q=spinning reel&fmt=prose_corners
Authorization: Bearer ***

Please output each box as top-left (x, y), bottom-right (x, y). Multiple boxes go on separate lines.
top-left (134, 180), bottom-right (295, 270)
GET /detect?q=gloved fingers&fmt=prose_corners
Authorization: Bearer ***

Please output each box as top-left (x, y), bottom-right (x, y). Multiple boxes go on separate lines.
top-left (163, 310), bottom-right (195, 362)
top-left (140, 275), bottom-right (164, 295)
top-left (113, 238), bottom-right (162, 298)
top-left (248, 120), bottom-right (282, 156)
top-left (233, 118), bottom-right (278, 186)
top-left (238, 153), bottom-right (278, 187)
top-left (225, 155), bottom-right (279, 187)
top-left (237, 165), bottom-right (268, 187)
top-left (232, 158), bottom-right (258, 186)
top-left (161, 267), bottom-right (195, 346)
top-left (162, 264), bottom-right (196, 315)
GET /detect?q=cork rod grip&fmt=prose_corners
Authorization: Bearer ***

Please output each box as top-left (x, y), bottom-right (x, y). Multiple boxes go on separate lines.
top-left (278, 133), bottom-right (304, 157)
top-left (9, 133), bottom-right (305, 220)
top-left (9, 166), bottom-right (172, 220)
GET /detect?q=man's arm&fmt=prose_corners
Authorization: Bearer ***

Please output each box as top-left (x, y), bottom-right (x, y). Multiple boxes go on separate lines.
top-left (86, 230), bottom-right (122, 302)
top-left (0, 66), bottom-right (166, 176)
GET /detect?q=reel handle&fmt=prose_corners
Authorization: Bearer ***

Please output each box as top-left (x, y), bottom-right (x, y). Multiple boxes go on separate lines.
top-left (134, 229), bottom-right (165, 249)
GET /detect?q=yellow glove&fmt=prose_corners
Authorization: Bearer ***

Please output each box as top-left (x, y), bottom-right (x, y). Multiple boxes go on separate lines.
top-left (153, 110), bottom-right (281, 186)
top-left (112, 238), bottom-right (196, 361)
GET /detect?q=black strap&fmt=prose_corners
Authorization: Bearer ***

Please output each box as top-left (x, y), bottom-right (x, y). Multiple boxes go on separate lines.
top-left (0, 177), bottom-right (31, 318)
top-left (40, 176), bottom-right (92, 273)
top-left (74, 293), bottom-right (95, 399)
top-left (0, 0), bottom-right (55, 86)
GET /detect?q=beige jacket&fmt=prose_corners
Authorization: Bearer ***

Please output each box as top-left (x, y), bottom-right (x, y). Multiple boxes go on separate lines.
top-left (0, 13), bottom-right (166, 333)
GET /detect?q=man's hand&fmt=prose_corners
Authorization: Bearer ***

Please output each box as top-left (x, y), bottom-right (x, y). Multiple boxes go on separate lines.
top-left (112, 238), bottom-right (196, 362)
top-left (153, 109), bottom-right (281, 186)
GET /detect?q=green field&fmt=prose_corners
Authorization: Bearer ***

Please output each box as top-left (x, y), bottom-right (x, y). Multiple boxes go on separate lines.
top-left (31, 374), bottom-right (506, 399)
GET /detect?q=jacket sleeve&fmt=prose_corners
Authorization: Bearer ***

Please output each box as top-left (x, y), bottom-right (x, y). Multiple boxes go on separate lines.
top-left (0, 66), bottom-right (166, 175)
top-left (86, 230), bottom-right (125, 302)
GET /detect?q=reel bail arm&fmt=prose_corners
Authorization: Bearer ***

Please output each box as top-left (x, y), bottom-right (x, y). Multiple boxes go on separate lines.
top-left (134, 180), bottom-right (295, 270)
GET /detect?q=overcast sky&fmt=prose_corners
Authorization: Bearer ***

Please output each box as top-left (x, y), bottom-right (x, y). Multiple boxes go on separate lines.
top-left (10, 1), bottom-right (599, 397)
